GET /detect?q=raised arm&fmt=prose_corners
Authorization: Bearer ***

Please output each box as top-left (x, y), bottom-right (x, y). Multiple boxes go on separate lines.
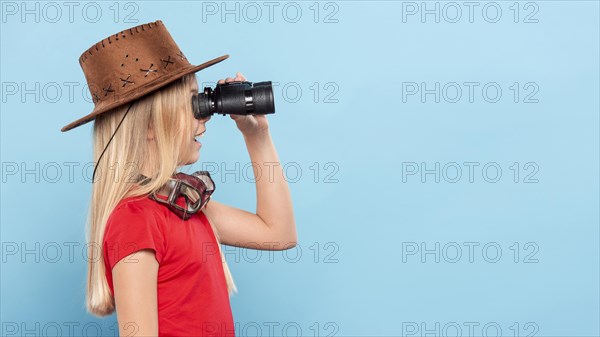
top-left (202, 72), bottom-right (297, 250)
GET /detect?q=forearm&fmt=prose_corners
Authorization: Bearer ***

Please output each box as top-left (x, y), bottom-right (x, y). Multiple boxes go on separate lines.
top-left (244, 131), bottom-right (297, 245)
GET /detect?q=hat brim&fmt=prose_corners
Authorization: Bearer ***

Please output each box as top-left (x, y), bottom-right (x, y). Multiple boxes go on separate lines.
top-left (60, 54), bottom-right (229, 132)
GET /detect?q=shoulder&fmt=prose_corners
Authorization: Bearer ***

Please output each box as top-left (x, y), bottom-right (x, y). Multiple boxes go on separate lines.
top-left (105, 195), bottom-right (166, 233)
top-left (110, 195), bottom-right (160, 219)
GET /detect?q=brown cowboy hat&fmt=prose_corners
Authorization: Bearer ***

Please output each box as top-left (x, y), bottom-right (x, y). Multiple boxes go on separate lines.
top-left (61, 20), bottom-right (229, 132)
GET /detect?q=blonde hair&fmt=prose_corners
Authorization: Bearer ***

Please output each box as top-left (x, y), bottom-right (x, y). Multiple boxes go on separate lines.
top-left (85, 73), bottom-right (237, 317)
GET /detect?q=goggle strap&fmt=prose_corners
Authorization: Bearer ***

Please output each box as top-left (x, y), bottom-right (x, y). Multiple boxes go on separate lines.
top-left (167, 179), bottom-right (181, 205)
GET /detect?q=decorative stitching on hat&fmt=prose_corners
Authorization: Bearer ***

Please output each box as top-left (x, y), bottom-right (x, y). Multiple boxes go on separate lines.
top-left (140, 63), bottom-right (157, 77)
top-left (120, 74), bottom-right (134, 87)
top-left (161, 56), bottom-right (174, 68)
top-left (103, 84), bottom-right (114, 97)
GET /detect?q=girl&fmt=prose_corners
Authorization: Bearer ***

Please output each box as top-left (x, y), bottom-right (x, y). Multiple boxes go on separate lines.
top-left (62, 21), bottom-right (297, 336)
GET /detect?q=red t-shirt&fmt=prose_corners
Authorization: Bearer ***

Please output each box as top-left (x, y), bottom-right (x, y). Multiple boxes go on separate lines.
top-left (102, 194), bottom-right (235, 337)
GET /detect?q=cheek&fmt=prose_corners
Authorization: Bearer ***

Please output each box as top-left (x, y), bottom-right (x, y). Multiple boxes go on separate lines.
top-left (177, 134), bottom-right (193, 158)
top-left (180, 120), bottom-right (195, 143)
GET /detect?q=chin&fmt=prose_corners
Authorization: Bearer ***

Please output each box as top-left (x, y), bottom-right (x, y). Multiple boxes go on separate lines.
top-left (185, 153), bottom-right (200, 165)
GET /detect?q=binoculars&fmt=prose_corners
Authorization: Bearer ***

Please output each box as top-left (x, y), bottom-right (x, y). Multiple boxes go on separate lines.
top-left (192, 80), bottom-right (275, 119)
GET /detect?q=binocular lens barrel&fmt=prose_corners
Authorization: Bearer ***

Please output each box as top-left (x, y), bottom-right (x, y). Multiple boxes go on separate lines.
top-left (193, 81), bottom-right (275, 119)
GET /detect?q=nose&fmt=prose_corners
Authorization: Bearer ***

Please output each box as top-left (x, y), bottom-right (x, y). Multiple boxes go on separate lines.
top-left (195, 115), bottom-right (209, 133)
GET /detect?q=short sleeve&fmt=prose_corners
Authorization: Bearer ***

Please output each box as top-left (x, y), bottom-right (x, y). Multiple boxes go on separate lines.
top-left (103, 201), bottom-right (165, 271)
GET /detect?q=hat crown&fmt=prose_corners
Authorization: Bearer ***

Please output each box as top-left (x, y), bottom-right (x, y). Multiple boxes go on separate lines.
top-left (79, 20), bottom-right (191, 108)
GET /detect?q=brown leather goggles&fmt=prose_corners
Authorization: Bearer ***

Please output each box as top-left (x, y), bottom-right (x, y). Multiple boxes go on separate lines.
top-left (148, 171), bottom-right (215, 220)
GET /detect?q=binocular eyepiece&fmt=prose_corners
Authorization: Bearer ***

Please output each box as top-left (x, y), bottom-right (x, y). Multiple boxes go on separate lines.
top-left (192, 81), bottom-right (275, 120)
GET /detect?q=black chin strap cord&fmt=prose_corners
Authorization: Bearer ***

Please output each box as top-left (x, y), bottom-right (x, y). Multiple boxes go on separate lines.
top-left (92, 102), bottom-right (134, 183)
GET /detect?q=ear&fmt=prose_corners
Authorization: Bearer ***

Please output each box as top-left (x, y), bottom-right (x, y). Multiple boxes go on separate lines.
top-left (147, 127), bottom-right (155, 141)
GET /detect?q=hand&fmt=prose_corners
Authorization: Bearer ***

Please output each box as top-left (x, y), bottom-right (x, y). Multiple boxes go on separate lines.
top-left (218, 72), bottom-right (270, 138)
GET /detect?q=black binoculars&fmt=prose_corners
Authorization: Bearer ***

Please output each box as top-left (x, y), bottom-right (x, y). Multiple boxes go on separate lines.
top-left (192, 81), bottom-right (275, 119)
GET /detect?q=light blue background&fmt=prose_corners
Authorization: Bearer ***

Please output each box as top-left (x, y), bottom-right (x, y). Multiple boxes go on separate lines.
top-left (1, 1), bottom-right (599, 336)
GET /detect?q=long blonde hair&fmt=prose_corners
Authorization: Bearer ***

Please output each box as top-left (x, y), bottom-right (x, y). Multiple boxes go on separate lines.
top-left (85, 73), bottom-right (237, 317)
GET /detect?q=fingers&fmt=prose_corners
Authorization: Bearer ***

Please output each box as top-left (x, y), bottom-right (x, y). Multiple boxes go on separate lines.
top-left (235, 72), bottom-right (247, 81)
top-left (218, 72), bottom-right (247, 85)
